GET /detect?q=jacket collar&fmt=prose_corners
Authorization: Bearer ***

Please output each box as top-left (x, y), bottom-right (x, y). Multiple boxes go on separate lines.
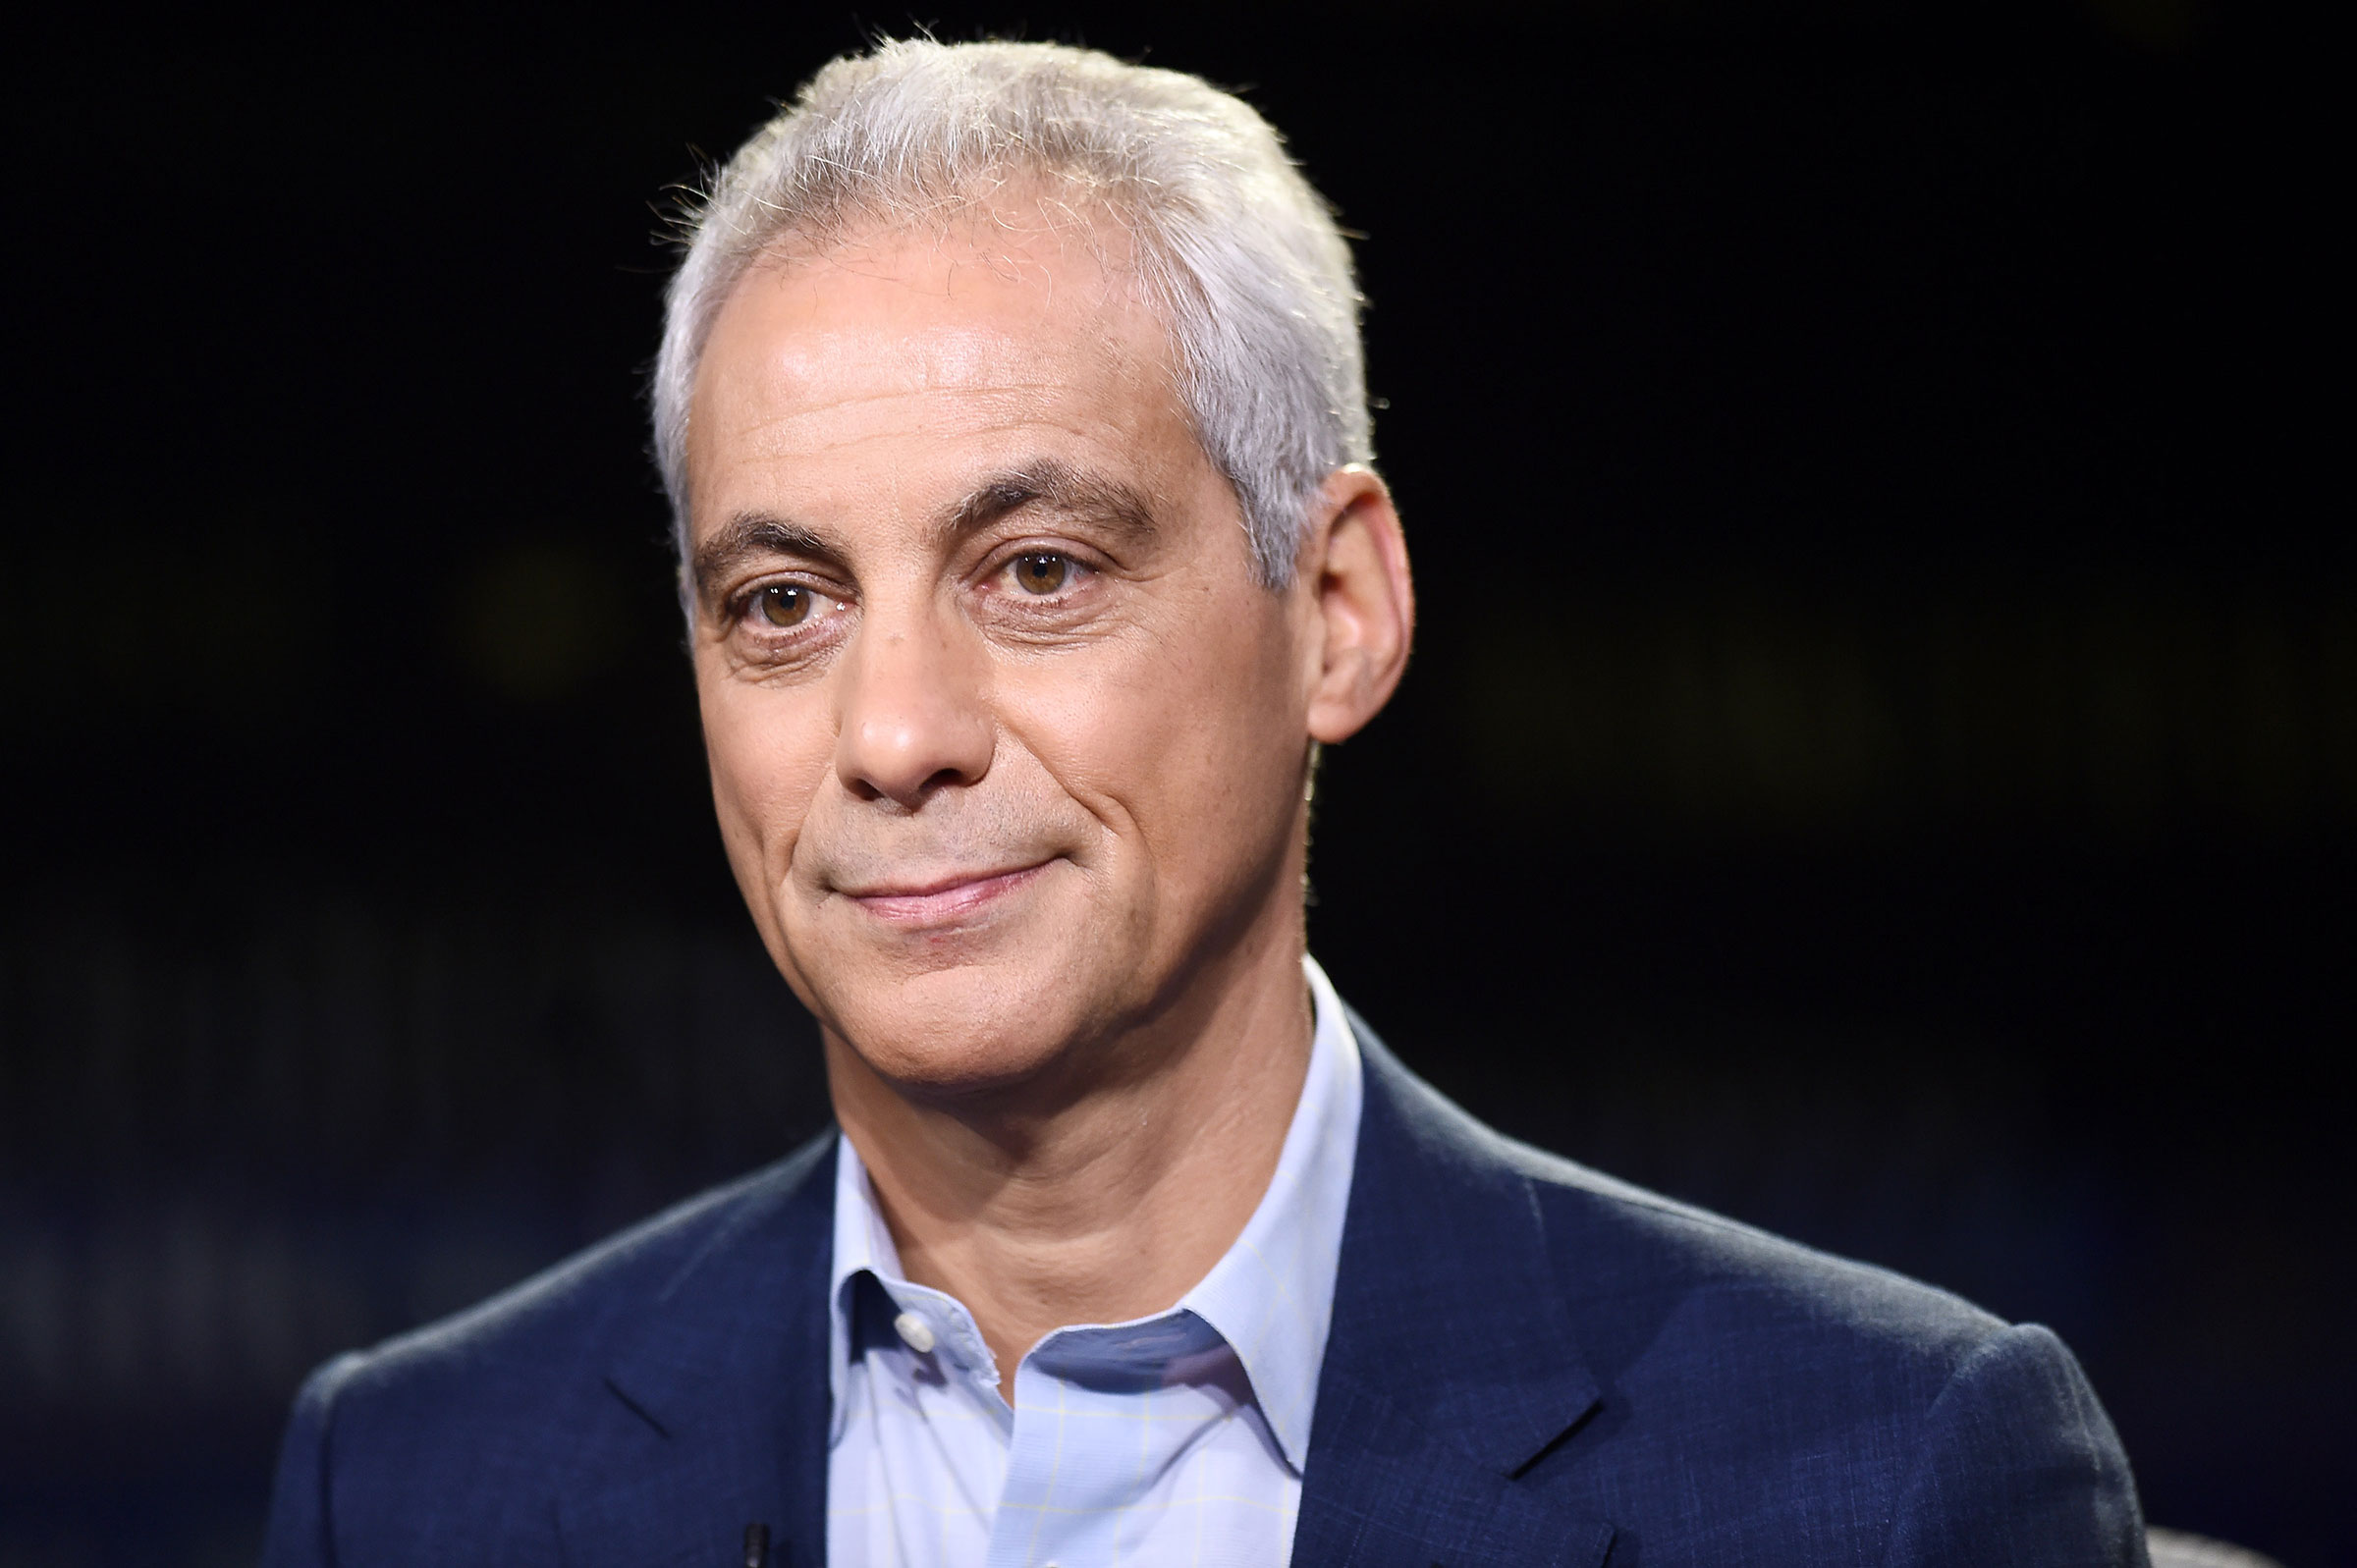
top-left (1293, 1014), bottom-right (1616, 1568)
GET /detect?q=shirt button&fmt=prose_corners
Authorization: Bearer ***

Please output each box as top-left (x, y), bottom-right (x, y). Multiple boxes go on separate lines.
top-left (893, 1312), bottom-right (937, 1354)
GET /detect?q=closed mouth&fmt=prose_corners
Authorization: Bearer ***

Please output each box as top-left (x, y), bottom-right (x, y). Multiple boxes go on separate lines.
top-left (840, 861), bottom-right (1052, 927)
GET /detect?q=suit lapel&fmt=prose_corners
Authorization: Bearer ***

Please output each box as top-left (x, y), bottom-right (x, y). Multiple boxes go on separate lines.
top-left (1295, 1379), bottom-right (1617, 1568)
top-left (561, 1135), bottom-right (837, 1568)
top-left (1295, 1020), bottom-right (1617, 1568)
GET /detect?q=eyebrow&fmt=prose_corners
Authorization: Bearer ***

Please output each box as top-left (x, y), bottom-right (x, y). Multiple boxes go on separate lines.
top-left (690, 514), bottom-right (837, 609)
top-left (929, 460), bottom-right (1161, 553)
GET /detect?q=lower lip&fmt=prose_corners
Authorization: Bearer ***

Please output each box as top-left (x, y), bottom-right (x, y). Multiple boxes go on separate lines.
top-left (849, 863), bottom-right (1049, 928)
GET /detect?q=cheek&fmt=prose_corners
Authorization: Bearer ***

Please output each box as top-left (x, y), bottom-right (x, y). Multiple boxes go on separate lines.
top-left (697, 670), bottom-right (835, 879)
top-left (1010, 599), bottom-right (1302, 861)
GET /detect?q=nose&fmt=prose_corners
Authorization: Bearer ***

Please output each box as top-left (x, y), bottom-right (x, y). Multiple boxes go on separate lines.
top-left (833, 604), bottom-right (995, 809)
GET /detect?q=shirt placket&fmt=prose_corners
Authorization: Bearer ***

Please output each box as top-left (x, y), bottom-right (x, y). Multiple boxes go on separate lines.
top-left (988, 1314), bottom-right (1235, 1568)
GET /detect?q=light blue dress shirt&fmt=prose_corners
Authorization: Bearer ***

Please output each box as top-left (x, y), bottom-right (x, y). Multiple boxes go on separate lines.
top-left (825, 956), bottom-right (1364, 1567)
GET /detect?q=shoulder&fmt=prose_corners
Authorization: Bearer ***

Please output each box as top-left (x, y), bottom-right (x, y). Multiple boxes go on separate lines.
top-left (1361, 1032), bottom-right (2005, 1399)
top-left (281, 1135), bottom-right (834, 1501)
top-left (343, 1136), bottom-right (828, 1403)
top-left (1504, 1141), bottom-right (2147, 1559)
top-left (1518, 1130), bottom-right (2004, 1389)
top-left (1344, 1036), bottom-right (2145, 1560)
top-left (263, 1135), bottom-right (838, 1563)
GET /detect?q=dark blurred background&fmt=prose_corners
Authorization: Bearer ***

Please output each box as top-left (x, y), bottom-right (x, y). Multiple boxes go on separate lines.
top-left (3, 1), bottom-right (2348, 1563)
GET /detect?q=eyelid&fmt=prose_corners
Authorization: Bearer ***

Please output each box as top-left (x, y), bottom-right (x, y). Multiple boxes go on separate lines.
top-left (727, 574), bottom-right (853, 632)
top-left (728, 565), bottom-right (849, 602)
top-left (979, 539), bottom-right (1104, 584)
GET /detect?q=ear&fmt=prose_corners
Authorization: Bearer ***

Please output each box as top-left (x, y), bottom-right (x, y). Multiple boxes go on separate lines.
top-left (1299, 465), bottom-right (1415, 744)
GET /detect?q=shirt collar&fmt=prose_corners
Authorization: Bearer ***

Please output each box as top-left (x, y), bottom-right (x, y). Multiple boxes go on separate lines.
top-left (827, 1116), bottom-right (899, 1441)
top-left (1175, 953), bottom-right (1362, 1470)
top-left (827, 953), bottom-right (1365, 1470)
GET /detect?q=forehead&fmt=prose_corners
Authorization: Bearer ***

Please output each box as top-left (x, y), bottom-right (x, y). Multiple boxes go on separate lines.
top-left (684, 224), bottom-right (1196, 542)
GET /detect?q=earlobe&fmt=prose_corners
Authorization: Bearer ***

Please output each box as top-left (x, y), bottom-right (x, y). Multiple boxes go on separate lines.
top-left (1303, 467), bottom-right (1415, 745)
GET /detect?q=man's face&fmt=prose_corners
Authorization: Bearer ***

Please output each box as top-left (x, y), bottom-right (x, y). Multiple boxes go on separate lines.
top-left (685, 224), bottom-right (1320, 1101)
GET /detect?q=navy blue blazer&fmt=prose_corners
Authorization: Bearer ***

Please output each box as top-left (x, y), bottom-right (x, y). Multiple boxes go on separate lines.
top-left (262, 1022), bottom-right (2148, 1566)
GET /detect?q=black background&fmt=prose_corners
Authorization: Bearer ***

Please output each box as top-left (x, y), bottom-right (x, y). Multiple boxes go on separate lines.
top-left (3, 2), bottom-right (2349, 1563)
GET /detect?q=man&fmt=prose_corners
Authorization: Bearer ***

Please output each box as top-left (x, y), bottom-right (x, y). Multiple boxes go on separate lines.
top-left (262, 39), bottom-right (2147, 1567)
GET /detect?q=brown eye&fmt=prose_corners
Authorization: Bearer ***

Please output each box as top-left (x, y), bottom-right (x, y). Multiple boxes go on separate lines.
top-left (756, 585), bottom-right (813, 627)
top-left (1011, 553), bottom-right (1069, 595)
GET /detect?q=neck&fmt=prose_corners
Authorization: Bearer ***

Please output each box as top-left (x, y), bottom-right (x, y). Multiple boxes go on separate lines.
top-left (825, 901), bottom-right (1315, 1386)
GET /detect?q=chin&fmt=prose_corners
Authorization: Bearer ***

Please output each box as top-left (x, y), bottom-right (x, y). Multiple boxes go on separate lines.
top-left (816, 951), bottom-right (1118, 1100)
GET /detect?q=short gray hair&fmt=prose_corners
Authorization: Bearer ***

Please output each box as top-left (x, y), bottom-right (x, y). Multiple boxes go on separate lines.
top-left (651, 38), bottom-right (1372, 589)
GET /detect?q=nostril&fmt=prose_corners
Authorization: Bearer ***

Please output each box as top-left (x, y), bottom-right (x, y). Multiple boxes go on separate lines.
top-left (832, 663), bottom-right (995, 803)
